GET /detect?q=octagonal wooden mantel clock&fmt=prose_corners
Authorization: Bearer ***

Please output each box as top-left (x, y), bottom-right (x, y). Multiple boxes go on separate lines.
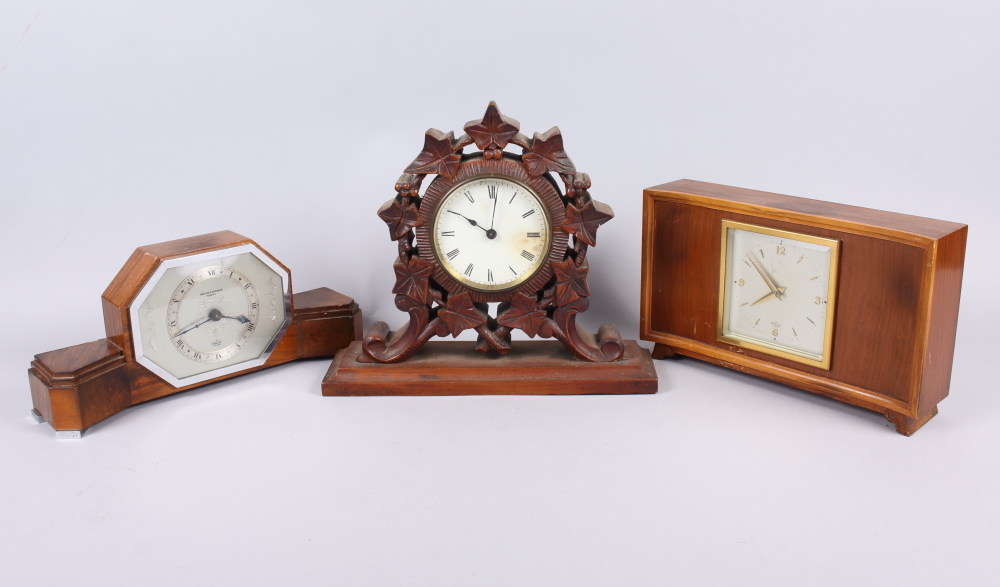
top-left (28, 231), bottom-right (362, 437)
top-left (322, 102), bottom-right (657, 396)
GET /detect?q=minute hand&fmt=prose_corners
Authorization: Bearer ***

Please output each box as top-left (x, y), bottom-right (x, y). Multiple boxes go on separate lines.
top-left (746, 254), bottom-right (784, 300)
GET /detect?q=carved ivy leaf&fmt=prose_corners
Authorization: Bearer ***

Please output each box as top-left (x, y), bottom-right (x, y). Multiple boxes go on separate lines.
top-left (463, 101), bottom-right (520, 150)
top-left (377, 198), bottom-right (422, 240)
top-left (553, 258), bottom-right (590, 306)
top-left (404, 129), bottom-right (462, 178)
top-left (391, 255), bottom-right (434, 304)
top-left (437, 292), bottom-right (485, 337)
top-left (561, 200), bottom-right (614, 247)
top-left (522, 127), bottom-right (576, 177)
top-left (497, 292), bottom-right (547, 338)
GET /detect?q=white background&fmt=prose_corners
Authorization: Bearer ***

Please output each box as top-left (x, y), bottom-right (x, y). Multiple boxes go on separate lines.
top-left (1, 1), bottom-right (997, 585)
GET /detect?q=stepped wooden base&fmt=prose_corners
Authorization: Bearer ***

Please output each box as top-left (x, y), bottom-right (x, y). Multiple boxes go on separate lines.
top-left (30, 287), bottom-right (361, 435)
top-left (322, 340), bottom-right (658, 396)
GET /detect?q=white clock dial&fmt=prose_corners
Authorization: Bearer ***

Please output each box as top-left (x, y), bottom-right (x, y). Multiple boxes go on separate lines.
top-left (131, 247), bottom-right (290, 385)
top-left (432, 177), bottom-right (550, 291)
top-left (720, 221), bottom-right (840, 368)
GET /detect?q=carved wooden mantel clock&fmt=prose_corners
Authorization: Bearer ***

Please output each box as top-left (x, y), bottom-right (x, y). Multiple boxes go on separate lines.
top-left (322, 103), bottom-right (657, 396)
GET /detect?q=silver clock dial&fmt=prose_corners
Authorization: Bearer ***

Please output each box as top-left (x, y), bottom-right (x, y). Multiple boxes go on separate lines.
top-left (432, 177), bottom-right (550, 292)
top-left (166, 266), bottom-right (260, 363)
top-left (132, 248), bottom-right (289, 384)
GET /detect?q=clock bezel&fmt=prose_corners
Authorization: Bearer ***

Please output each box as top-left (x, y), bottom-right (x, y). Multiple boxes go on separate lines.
top-left (429, 173), bottom-right (553, 294)
top-left (128, 243), bottom-right (293, 388)
top-left (415, 156), bottom-right (569, 303)
top-left (716, 220), bottom-right (841, 370)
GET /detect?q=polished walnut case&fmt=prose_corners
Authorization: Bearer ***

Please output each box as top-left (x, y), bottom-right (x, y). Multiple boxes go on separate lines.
top-left (640, 180), bottom-right (967, 436)
top-left (29, 231), bottom-right (362, 437)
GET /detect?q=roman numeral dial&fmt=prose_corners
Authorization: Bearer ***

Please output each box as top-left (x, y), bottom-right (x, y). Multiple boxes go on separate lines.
top-left (432, 177), bottom-right (550, 291)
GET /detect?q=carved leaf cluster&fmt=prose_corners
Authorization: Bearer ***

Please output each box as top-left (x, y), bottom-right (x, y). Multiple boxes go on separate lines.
top-left (522, 127), bottom-right (576, 177)
top-left (377, 198), bottom-right (421, 240)
top-left (464, 101), bottom-right (520, 150)
top-left (561, 200), bottom-right (614, 247)
top-left (391, 256), bottom-right (434, 304)
top-left (553, 258), bottom-right (590, 306)
top-left (404, 129), bottom-right (462, 178)
top-left (497, 292), bottom-right (547, 338)
top-left (437, 292), bottom-right (485, 337)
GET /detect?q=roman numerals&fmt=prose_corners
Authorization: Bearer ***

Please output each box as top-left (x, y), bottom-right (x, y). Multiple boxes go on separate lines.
top-left (434, 178), bottom-right (550, 287)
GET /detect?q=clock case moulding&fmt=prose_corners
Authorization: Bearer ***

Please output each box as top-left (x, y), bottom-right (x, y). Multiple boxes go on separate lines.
top-left (28, 231), bottom-right (362, 437)
top-left (640, 179), bottom-right (967, 436)
top-left (322, 102), bottom-right (657, 396)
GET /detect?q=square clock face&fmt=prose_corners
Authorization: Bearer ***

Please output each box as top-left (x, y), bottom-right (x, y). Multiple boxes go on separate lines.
top-left (718, 220), bottom-right (840, 369)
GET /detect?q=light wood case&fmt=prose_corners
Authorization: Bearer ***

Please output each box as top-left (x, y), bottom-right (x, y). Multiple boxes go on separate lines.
top-left (640, 180), bottom-right (967, 435)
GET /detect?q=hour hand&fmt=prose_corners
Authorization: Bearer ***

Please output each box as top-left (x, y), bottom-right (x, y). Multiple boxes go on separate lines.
top-left (447, 210), bottom-right (487, 231)
top-left (222, 315), bottom-right (250, 324)
top-left (750, 286), bottom-right (787, 306)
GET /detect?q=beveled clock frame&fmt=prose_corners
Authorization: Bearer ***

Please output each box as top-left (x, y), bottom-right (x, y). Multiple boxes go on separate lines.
top-left (128, 243), bottom-right (294, 387)
top-left (717, 219), bottom-right (841, 370)
top-left (363, 102), bottom-right (625, 364)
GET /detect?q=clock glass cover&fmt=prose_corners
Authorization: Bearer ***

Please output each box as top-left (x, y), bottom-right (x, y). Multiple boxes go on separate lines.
top-left (718, 220), bottom-right (840, 369)
top-left (130, 244), bottom-right (292, 386)
top-left (432, 176), bottom-right (551, 292)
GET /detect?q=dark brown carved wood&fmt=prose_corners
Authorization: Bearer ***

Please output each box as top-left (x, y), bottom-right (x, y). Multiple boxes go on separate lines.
top-left (640, 179), bottom-right (967, 436)
top-left (29, 231), bottom-right (362, 435)
top-left (325, 340), bottom-right (656, 396)
top-left (364, 102), bottom-right (624, 363)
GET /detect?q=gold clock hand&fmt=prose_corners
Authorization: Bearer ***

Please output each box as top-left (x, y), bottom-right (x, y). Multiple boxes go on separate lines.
top-left (745, 253), bottom-right (784, 300)
top-left (750, 286), bottom-right (787, 306)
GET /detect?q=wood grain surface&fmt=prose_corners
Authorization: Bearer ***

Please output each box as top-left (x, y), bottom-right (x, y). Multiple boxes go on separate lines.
top-left (640, 180), bottom-right (967, 435)
top-left (323, 340), bottom-right (657, 396)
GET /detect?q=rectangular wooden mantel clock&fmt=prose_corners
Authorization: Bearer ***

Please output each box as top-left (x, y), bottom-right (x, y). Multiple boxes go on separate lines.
top-left (640, 180), bottom-right (967, 435)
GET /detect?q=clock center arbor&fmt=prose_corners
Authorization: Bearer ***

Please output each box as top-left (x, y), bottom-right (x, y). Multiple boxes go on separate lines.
top-left (364, 102), bottom-right (624, 363)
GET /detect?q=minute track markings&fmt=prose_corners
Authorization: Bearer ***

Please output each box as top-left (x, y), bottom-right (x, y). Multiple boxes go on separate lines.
top-left (432, 176), bottom-right (550, 289)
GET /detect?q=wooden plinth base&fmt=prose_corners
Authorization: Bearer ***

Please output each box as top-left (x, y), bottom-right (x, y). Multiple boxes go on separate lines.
top-left (322, 340), bottom-right (658, 396)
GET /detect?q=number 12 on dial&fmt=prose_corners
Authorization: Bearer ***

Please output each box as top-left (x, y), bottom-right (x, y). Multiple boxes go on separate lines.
top-left (717, 220), bottom-right (841, 369)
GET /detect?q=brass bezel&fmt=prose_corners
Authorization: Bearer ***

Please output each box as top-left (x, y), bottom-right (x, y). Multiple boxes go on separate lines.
top-left (430, 173), bottom-right (553, 293)
top-left (717, 220), bottom-right (841, 370)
